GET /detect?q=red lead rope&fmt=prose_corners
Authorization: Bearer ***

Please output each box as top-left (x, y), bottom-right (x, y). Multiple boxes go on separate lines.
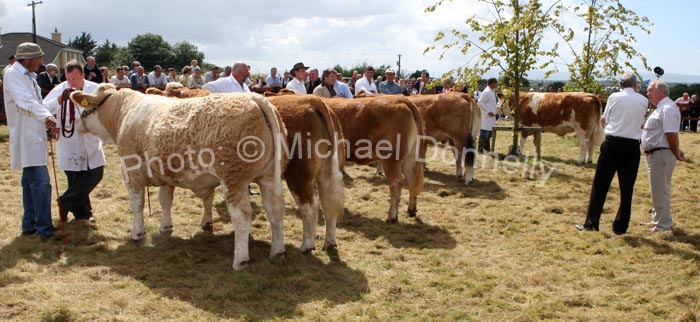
top-left (60, 88), bottom-right (76, 139)
top-left (48, 137), bottom-right (67, 245)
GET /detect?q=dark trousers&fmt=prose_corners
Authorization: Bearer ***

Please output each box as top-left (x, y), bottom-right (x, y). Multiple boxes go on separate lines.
top-left (680, 110), bottom-right (690, 131)
top-left (689, 107), bottom-right (699, 132)
top-left (584, 136), bottom-right (640, 233)
top-left (59, 166), bottom-right (104, 219)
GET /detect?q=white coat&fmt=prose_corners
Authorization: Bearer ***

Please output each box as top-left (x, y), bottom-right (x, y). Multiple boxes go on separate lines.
top-left (478, 86), bottom-right (498, 131)
top-left (3, 62), bottom-right (53, 170)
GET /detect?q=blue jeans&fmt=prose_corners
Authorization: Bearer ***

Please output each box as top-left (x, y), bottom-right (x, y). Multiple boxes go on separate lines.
top-left (21, 166), bottom-right (54, 236)
top-left (479, 129), bottom-right (492, 139)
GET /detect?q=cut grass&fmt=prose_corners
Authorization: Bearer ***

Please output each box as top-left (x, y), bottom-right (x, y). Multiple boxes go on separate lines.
top-left (0, 124), bottom-right (699, 321)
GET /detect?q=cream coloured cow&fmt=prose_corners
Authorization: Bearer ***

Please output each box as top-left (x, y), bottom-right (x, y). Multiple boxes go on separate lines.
top-left (71, 84), bottom-right (287, 270)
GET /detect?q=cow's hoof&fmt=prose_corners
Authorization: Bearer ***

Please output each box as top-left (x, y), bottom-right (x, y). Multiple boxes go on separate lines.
top-left (270, 251), bottom-right (286, 262)
top-left (201, 222), bottom-right (213, 232)
top-left (376, 171), bottom-right (384, 177)
top-left (322, 243), bottom-right (337, 251)
top-left (300, 246), bottom-right (315, 255)
top-left (232, 260), bottom-right (249, 271)
top-left (464, 180), bottom-right (474, 186)
top-left (159, 226), bottom-right (174, 236)
top-left (457, 174), bottom-right (464, 179)
top-left (386, 217), bottom-right (399, 224)
top-left (407, 208), bottom-right (417, 218)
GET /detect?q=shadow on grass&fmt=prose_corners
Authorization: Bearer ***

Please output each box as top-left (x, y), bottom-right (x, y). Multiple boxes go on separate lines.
top-left (622, 235), bottom-right (700, 262)
top-left (340, 209), bottom-right (457, 250)
top-left (0, 225), bottom-right (369, 320)
top-left (540, 155), bottom-right (597, 169)
top-left (423, 169), bottom-right (507, 200)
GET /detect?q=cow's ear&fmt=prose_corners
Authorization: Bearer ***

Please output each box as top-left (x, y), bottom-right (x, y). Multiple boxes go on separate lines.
top-left (70, 91), bottom-right (99, 108)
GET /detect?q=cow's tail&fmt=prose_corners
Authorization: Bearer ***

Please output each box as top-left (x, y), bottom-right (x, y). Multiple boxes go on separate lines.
top-left (592, 94), bottom-right (605, 146)
top-left (309, 97), bottom-right (345, 220)
top-left (251, 94), bottom-right (286, 193)
top-left (465, 95), bottom-right (481, 171)
top-left (404, 99), bottom-right (425, 195)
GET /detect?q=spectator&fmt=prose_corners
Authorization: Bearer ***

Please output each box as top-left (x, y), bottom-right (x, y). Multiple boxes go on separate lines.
top-left (190, 59), bottom-right (199, 70)
top-left (334, 75), bottom-right (353, 99)
top-left (100, 66), bottom-right (109, 84)
top-left (3, 42), bottom-right (59, 241)
top-left (374, 75), bottom-right (383, 89)
top-left (179, 66), bottom-right (192, 88)
top-left (675, 92), bottom-right (691, 131)
top-left (266, 67), bottom-right (283, 87)
top-left (83, 56), bottom-right (103, 83)
top-left (189, 66), bottom-right (205, 89)
top-left (129, 65), bottom-right (149, 92)
top-left (641, 80), bottom-right (685, 232)
top-left (312, 68), bottom-right (339, 98)
top-left (37, 63), bottom-right (60, 98)
top-left (166, 68), bottom-right (178, 83)
top-left (379, 68), bottom-right (403, 95)
top-left (576, 73), bottom-right (648, 234)
top-left (477, 78), bottom-right (498, 152)
top-left (442, 78), bottom-right (454, 93)
top-left (286, 62), bottom-right (309, 95)
top-left (147, 65), bottom-right (167, 90)
top-left (204, 66), bottom-right (220, 83)
top-left (415, 70), bottom-right (436, 94)
top-left (282, 70), bottom-right (290, 87)
top-left (110, 66), bottom-right (131, 89)
top-left (2, 54), bottom-right (16, 75)
top-left (223, 65), bottom-right (232, 77)
top-left (354, 66), bottom-right (378, 96)
top-left (203, 62), bottom-right (250, 93)
top-left (689, 94), bottom-right (699, 132)
top-left (306, 68), bottom-right (321, 94)
top-left (128, 61), bottom-right (140, 78)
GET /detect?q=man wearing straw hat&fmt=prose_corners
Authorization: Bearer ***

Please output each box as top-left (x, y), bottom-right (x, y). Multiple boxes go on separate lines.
top-left (2, 42), bottom-right (60, 241)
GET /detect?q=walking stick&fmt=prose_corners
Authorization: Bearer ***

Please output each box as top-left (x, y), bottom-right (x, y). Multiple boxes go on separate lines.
top-left (48, 136), bottom-right (68, 245)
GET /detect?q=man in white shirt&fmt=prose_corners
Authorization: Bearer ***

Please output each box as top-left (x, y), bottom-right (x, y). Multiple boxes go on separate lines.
top-left (640, 80), bottom-right (685, 232)
top-left (285, 62), bottom-right (309, 95)
top-left (3, 43), bottom-right (59, 240)
top-left (44, 60), bottom-right (105, 226)
top-left (202, 62), bottom-right (251, 93)
top-left (147, 65), bottom-right (168, 91)
top-left (577, 73), bottom-right (648, 234)
top-left (477, 78), bottom-right (498, 152)
top-left (353, 66), bottom-right (378, 96)
top-left (110, 67), bottom-right (131, 89)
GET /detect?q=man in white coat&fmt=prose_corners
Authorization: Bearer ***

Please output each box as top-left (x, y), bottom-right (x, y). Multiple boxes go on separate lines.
top-left (3, 43), bottom-right (59, 240)
top-left (202, 62), bottom-right (250, 93)
top-left (477, 78), bottom-right (498, 152)
top-left (285, 62), bottom-right (309, 95)
top-left (44, 60), bottom-right (104, 226)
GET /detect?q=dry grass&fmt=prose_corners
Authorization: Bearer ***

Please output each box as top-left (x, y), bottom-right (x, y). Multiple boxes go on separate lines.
top-left (0, 123), bottom-right (699, 322)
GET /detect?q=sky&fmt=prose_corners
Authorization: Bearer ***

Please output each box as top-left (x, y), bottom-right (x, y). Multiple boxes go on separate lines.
top-left (1, 0), bottom-right (699, 81)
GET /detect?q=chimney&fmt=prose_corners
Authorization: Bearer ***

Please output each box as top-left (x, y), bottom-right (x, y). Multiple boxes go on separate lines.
top-left (51, 28), bottom-right (61, 43)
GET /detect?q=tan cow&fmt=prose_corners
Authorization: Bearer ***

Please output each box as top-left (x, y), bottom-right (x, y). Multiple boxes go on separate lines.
top-left (503, 92), bottom-right (604, 164)
top-left (323, 96), bottom-right (425, 223)
top-left (145, 82), bottom-right (211, 98)
top-left (408, 93), bottom-right (481, 185)
top-left (71, 84), bottom-right (287, 270)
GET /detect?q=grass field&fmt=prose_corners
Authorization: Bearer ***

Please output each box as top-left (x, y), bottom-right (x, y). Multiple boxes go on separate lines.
top-left (0, 123), bottom-right (698, 322)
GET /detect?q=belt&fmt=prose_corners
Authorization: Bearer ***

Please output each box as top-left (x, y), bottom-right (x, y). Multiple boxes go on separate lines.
top-left (605, 135), bottom-right (640, 144)
top-left (644, 147), bottom-right (669, 155)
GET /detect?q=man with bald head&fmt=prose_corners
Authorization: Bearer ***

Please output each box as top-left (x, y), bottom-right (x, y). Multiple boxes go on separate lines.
top-left (202, 62), bottom-right (250, 93)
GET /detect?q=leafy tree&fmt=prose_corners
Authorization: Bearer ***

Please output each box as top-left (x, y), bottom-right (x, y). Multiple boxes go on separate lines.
top-left (499, 75), bottom-right (530, 90)
top-left (669, 84), bottom-right (688, 101)
top-left (128, 33), bottom-right (174, 71)
top-left (686, 83), bottom-right (700, 96)
top-left (170, 41), bottom-right (205, 70)
top-left (112, 46), bottom-right (135, 67)
top-left (67, 32), bottom-right (98, 59)
top-left (332, 63), bottom-right (392, 78)
top-left (549, 81), bottom-right (567, 91)
top-left (94, 39), bottom-right (119, 67)
top-left (426, 0), bottom-right (564, 155)
top-left (559, 0), bottom-right (651, 93)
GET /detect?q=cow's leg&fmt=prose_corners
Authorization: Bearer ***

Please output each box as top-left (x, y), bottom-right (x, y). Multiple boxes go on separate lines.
top-left (127, 185), bottom-right (146, 242)
top-left (225, 186), bottom-right (252, 270)
top-left (317, 163), bottom-right (344, 251)
top-left (586, 130), bottom-right (596, 164)
top-left (381, 160), bottom-right (402, 224)
top-left (195, 187), bottom-right (215, 231)
top-left (452, 141), bottom-right (464, 178)
top-left (375, 162), bottom-right (384, 176)
top-left (519, 133), bottom-right (529, 156)
top-left (575, 129), bottom-right (587, 165)
top-left (158, 185), bottom-right (175, 236)
top-left (257, 175), bottom-right (286, 260)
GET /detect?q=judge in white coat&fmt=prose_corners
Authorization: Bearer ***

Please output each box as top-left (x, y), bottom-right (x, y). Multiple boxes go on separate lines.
top-left (44, 60), bottom-right (104, 225)
top-left (477, 78), bottom-right (499, 152)
top-left (3, 43), bottom-right (59, 240)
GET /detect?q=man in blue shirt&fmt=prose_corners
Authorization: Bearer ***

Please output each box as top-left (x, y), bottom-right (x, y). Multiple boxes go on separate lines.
top-left (334, 78), bottom-right (353, 99)
top-left (379, 68), bottom-right (403, 95)
top-left (266, 67), bottom-right (282, 87)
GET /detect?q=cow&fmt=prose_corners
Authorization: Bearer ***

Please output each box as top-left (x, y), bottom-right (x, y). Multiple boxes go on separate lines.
top-left (145, 88), bottom-right (345, 253)
top-left (502, 92), bottom-right (604, 164)
top-left (145, 82), bottom-right (211, 98)
top-left (71, 84), bottom-right (287, 270)
top-left (407, 93), bottom-right (481, 185)
top-left (323, 96), bottom-right (425, 223)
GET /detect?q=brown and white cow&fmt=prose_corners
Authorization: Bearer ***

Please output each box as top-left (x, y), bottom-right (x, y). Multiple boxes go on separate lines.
top-left (71, 84), bottom-right (287, 270)
top-left (503, 92), bottom-right (604, 164)
top-left (408, 93), bottom-right (481, 185)
top-left (145, 82), bottom-right (211, 98)
top-left (323, 96), bottom-right (425, 223)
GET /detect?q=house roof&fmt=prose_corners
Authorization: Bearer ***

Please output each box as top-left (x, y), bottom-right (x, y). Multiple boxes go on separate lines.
top-left (0, 32), bottom-right (83, 69)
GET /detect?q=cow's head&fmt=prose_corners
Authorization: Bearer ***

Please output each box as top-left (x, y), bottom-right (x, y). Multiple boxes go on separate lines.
top-left (70, 83), bottom-right (118, 143)
top-left (498, 92), bottom-right (514, 116)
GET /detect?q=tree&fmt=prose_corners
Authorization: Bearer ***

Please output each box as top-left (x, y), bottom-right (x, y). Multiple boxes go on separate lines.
top-left (669, 84), bottom-right (688, 101)
top-left (94, 39), bottom-right (119, 67)
top-left (170, 40), bottom-right (205, 70)
top-left (67, 31), bottom-right (98, 59)
top-left (128, 33), bottom-right (174, 70)
top-left (112, 46), bottom-right (135, 67)
top-left (426, 0), bottom-right (564, 155)
top-left (559, 0), bottom-right (651, 93)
